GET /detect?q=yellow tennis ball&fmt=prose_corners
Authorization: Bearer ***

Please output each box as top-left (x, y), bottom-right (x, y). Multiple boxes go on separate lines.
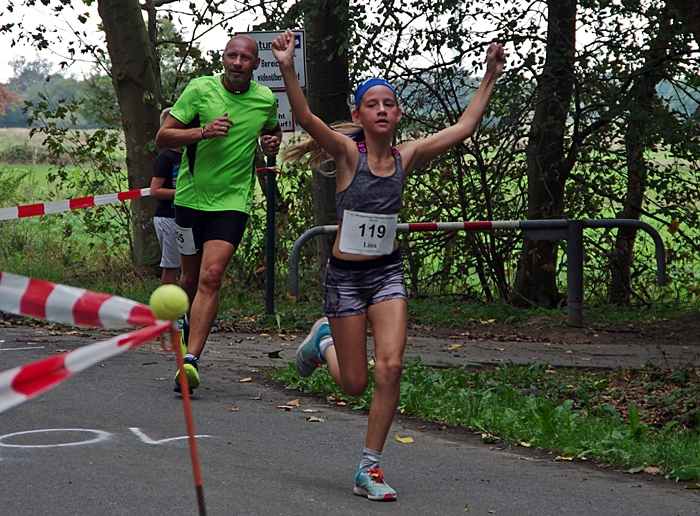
top-left (149, 285), bottom-right (189, 320)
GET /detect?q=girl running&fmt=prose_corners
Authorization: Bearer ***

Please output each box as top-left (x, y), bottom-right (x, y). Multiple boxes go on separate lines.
top-left (272, 29), bottom-right (506, 501)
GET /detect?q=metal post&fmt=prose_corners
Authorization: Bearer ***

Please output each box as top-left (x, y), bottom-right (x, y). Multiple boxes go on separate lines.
top-left (567, 220), bottom-right (584, 327)
top-left (265, 156), bottom-right (276, 315)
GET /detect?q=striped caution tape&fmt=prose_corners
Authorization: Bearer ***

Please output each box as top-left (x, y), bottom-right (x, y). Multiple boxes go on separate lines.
top-left (0, 188), bottom-right (151, 221)
top-left (0, 321), bottom-right (172, 414)
top-left (0, 271), bottom-right (157, 328)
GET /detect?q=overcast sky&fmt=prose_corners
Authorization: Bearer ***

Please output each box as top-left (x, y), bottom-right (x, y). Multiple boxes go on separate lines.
top-left (0, 2), bottom-right (246, 83)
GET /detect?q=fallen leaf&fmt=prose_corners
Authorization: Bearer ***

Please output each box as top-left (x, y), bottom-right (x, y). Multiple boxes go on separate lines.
top-left (644, 466), bottom-right (661, 474)
top-left (449, 344), bottom-right (462, 351)
top-left (229, 407), bottom-right (239, 411)
top-left (336, 401), bottom-right (347, 406)
top-left (565, 350), bottom-right (573, 354)
top-left (493, 347), bottom-right (505, 351)
top-left (276, 405), bottom-right (291, 411)
top-left (395, 434), bottom-right (414, 444)
top-left (306, 416), bottom-right (324, 422)
top-left (464, 505), bottom-right (469, 511)
top-left (480, 319), bottom-right (496, 324)
top-left (239, 377), bottom-right (252, 383)
top-left (260, 333), bottom-right (270, 337)
top-left (287, 399), bottom-right (301, 406)
top-left (488, 510), bottom-right (496, 514)
top-left (302, 409), bottom-right (318, 413)
top-left (481, 433), bottom-right (499, 444)
top-left (556, 455), bottom-right (575, 461)
top-left (519, 441), bottom-right (532, 448)
top-left (417, 425), bottom-right (425, 430)
top-left (684, 484), bottom-right (700, 489)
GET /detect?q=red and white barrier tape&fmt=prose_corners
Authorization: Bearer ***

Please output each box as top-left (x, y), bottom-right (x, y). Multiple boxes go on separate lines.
top-left (0, 271), bottom-right (157, 328)
top-left (0, 188), bottom-right (151, 221)
top-left (0, 321), bottom-right (172, 414)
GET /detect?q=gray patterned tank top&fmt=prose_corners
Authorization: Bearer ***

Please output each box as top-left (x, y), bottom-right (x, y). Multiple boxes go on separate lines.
top-left (335, 141), bottom-right (404, 219)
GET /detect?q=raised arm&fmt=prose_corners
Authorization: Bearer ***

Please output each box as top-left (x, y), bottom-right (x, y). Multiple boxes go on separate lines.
top-left (401, 43), bottom-right (506, 173)
top-left (271, 29), bottom-right (355, 164)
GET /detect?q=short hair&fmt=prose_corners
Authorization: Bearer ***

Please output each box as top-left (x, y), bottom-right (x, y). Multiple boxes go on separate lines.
top-left (160, 107), bottom-right (172, 127)
top-left (224, 35), bottom-right (259, 60)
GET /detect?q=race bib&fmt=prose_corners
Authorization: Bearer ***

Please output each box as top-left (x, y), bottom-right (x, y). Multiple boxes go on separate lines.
top-left (174, 224), bottom-right (197, 256)
top-left (338, 210), bottom-right (398, 256)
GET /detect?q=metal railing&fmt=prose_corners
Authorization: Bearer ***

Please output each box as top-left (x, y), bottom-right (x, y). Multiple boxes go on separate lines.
top-left (288, 219), bottom-right (666, 326)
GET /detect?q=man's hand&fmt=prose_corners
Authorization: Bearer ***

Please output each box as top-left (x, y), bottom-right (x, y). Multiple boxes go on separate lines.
top-left (261, 134), bottom-right (281, 157)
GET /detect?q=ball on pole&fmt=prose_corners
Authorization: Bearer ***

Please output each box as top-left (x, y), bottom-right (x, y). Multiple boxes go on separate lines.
top-left (149, 285), bottom-right (189, 320)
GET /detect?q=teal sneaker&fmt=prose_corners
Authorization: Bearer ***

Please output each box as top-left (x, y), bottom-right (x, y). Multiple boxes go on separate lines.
top-left (174, 355), bottom-right (200, 391)
top-left (295, 317), bottom-right (330, 377)
top-left (353, 464), bottom-right (397, 501)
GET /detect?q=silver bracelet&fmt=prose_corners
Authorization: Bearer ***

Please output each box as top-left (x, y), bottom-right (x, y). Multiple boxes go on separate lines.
top-left (201, 126), bottom-right (207, 140)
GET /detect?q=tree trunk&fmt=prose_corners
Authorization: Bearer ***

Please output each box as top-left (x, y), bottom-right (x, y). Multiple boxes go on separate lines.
top-left (610, 11), bottom-right (671, 305)
top-left (305, 0), bottom-right (350, 284)
top-left (98, 0), bottom-right (162, 269)
top-left (512, 0), bottom-right (576, 308)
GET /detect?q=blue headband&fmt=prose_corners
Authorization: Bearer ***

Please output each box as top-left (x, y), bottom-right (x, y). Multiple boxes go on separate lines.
top-left (354, 78), bottom-right (397, 106)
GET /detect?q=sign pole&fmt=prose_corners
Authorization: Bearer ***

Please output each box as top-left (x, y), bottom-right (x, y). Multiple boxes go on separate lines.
top-left (265, 156), bottom-right (276, 315)
top-left (237, 30), bottom-right (305, 315)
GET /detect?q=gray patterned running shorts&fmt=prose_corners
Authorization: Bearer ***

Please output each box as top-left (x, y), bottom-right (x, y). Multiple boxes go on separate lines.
top-left (323, 250), bottom-right (408, 318)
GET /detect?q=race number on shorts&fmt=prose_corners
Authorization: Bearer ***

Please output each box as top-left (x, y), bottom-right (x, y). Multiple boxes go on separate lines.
top-left (174, 224), bottom-right (197, 255)
top-left (338, 210), bottom-right (398, 256)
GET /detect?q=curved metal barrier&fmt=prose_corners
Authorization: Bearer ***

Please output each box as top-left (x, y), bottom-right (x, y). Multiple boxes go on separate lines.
top-left (288, 219), bottom-right (666, 326)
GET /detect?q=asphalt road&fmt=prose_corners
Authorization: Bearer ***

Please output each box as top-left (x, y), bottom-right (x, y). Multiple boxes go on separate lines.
top-left (0, 325), bottom-right (698, 515)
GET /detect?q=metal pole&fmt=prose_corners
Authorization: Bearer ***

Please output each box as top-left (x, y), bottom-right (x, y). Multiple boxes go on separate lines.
top-left (567, 220), bottom-right (584, 327)
top-left (265, 156), bottom-right (276, 315)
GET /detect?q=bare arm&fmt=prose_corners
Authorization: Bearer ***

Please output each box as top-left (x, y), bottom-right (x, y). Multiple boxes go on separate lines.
top-left (401, 44), bottom-right (506, 173)
top-left (155, 113), bottom-right (235, 149)
top-left (149, 176), bottom-right (174, 201)
top-left (271, 29), bottom-right (355, 166)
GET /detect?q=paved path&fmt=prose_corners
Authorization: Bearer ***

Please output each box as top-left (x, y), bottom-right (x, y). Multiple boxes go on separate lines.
top-left (0, 324), bottom-right (698, 515)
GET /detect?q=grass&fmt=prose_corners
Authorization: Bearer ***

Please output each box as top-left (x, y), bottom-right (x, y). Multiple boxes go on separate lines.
top-left (267, 358), bottom-right (700, 482)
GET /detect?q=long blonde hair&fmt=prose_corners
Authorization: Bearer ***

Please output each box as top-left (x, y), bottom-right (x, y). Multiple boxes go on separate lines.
top-left (281, 122), bottom-right (363, 176)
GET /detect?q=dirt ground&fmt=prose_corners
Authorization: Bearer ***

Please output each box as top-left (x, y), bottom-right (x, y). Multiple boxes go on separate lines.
top-left (406, 311), bottom-right (700, 349)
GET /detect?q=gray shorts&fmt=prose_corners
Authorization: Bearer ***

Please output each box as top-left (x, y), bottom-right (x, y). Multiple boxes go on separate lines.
top-left (154, 216), bottom-right (181, 269)
top-left (323, 250), bottom-right (407, 318)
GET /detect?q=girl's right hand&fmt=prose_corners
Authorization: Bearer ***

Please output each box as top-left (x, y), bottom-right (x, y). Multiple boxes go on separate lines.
top-left (271, 29), bottom-right (296, 67)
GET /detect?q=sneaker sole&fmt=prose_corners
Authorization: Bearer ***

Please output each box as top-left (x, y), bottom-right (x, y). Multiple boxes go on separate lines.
top-left (353, 486), bottom-right (397, 501)
top-left (175, 363), bottom-right (200, 389)
top-left (295, 317), bottom-right (329, 377)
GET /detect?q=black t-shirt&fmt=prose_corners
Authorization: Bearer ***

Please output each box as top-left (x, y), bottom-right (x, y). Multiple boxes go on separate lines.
top-left (152, 149), bottom-right (182, 218)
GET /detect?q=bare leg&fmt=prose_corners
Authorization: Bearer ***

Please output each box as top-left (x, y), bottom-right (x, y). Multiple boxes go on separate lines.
top-left (178, 253), bottom-right (202, 307)
top-left (183, 239), bottom-right (235, 357)
top-left (160, 267), bottom-right (179, 286)
top-left (365, 298), bottom-right (406, 452)
top-left (326, 298), bottom-right (406, 452)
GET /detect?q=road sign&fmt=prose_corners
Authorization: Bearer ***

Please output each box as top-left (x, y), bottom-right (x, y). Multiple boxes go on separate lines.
top-left (274, 91), bottom-right (302, 133)
top-left (236, 30), bottom-right (306, 90)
